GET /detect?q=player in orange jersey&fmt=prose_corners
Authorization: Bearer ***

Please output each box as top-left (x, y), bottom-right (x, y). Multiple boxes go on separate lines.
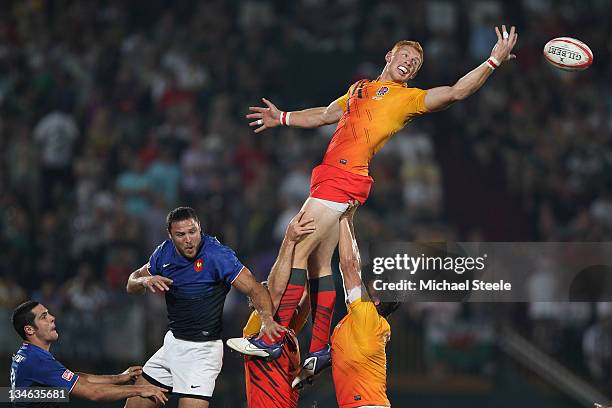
top-left (228, 211), bottom-right (315, 407)
top-left (234, 26), bottom-right (518, 386)
top-left (332, 201), bottom-right (398, 408)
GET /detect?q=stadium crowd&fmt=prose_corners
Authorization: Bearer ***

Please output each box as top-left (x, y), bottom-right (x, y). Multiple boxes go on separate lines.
top-left (0, 0), bottom-right (611, 400)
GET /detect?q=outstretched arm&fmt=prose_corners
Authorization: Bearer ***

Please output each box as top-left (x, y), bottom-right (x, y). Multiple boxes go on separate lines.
top-left (76, 366), bottom-right (142, 385)
top-left (424, 25), bottom-right (518, 112)
top-left (71, 378), bottom-right (167, 404)
top-left (247, 97), bottom-right (344, 133)
top-left (338, 202), bottom-right (365, 295)
top-left (266, 211), bottom-right (315, 311)
top-left (232, 267), bottom-right (287, 339)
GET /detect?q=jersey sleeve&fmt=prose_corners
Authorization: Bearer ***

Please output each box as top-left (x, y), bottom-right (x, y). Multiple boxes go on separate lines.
top-left (211, 240), bottom-right (245, 285)
top-left (347, 298), bottom-right (382, 343)
top-left (334, 92), bottom-right (349, 112)
top-left (30, 355), bottom-right (79, 392)
top-left (401, 87), bottom-right (429, 120)
top-left (147, 242), bottom-right (166, 276)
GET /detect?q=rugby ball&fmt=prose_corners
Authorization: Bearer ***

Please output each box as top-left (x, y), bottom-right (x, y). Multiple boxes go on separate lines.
top-left (543, 37), bottom-right (593, 71)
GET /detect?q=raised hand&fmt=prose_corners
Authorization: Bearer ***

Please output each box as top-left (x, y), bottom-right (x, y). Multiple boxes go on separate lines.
top-left (286, 211), bottom-right (316, 243)
top-left (246, 98), bottom-right (282, 133)
top-left (491, 25), bottom-right (518, 64)
top-left (340, 200), bottom-right (360, 220)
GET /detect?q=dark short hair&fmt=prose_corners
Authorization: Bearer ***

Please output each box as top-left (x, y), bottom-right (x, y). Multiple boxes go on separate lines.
top-left (12, 301), bottom-right (39, 340)
top-left (365, 276), bottom-right (401, 318)
top-left (375, 300), bottom-right (400, 318)
top-left (166, 206), bottom-right (200, 232)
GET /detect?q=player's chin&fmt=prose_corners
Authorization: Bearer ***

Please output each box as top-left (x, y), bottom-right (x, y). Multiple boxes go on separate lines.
top-left (182, 248), bottom-right (196, 258)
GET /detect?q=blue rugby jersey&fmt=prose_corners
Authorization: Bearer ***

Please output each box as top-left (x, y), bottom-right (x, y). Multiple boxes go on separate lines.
top-left (148, 234), bottom-right (244, 341)
top-left (10, 343), bottom-right (79, 408)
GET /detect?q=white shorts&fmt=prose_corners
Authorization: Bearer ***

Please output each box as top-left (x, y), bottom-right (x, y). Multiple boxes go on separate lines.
top-left (143, 331), bottom-right (223, 398)
top-left (310, 197), bottom-right (350, 212)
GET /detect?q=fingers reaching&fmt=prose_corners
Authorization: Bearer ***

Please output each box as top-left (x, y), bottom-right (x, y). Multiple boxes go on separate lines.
top-left (492, 25), bottom-right (518, 64)
top-left (261, 98), bottom-right (276, 110)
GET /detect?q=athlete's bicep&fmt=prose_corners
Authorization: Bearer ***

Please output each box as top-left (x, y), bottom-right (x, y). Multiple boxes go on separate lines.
top-left (230, 266), bottom-right (255, 294)
top-left (424, 86), bottom-right (456, 112)
top-left (322, 96), bottom-right (346, 124)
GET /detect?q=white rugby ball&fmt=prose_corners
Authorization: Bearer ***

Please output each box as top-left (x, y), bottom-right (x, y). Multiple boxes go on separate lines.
top-left (543, 37), bottom-right (593, 71)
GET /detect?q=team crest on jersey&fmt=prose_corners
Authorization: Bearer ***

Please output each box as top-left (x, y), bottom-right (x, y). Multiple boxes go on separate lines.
top-left (194, 258), bottom-right (204, 272)
top-left (372, 86), bottom-right (389, 100)
top-left (62, 370), bottom-right (74, 381)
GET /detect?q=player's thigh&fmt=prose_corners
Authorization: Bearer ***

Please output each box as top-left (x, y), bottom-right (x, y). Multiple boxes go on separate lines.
top-left (178, 398), bottom-right (209, 408)
top-left (294, 198), bottom-right (343, 264)
top-left (307, 222), bottom-right (340, 277)
top-left (124, 376), bottom-right (163, 408)
top-left (170, 338), bottom-right (223, 398)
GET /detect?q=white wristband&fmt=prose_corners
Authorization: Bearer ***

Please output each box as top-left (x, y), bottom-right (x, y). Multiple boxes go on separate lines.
top-left (486, 56), bottom-right (500, 70)
top-left (280, 111), bottom-right (292, 126)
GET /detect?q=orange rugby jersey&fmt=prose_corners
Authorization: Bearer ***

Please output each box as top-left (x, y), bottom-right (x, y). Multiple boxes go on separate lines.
top-left (324, 79), bottom-right (428, 176)
top-left (331, 297), bottom-right (391, 408)
top-left (243, 312), bottom-right (301, 408)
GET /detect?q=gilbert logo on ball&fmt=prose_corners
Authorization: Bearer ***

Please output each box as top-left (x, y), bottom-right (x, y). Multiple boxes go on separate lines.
top-left (543, 37), bottom-right (593, 71)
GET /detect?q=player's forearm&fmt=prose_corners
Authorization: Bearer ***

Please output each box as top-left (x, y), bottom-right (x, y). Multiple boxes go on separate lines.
top-left (76, 382), bottom-right (143, 401)
top-left (76, 373), bottom-right (123, 384)
top-left (451, 63), bottom-right (494, 101)
top-left (287, 107), bottom-right (333, 128)
top-left (338, 218), bottom-right (362, 290)
top-left (248, 282), bottom-right (275, 320)
top-left (266, 237), bottom-right (297, 311)
top-left (126, 272), bottom-right (146, 295)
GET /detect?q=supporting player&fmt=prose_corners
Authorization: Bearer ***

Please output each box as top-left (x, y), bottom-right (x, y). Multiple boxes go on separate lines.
top-left (227, 211), bottom-right (315, 407)
top-left (237, 25), bottom-right (519, 386)
top-left (325, 201), bottom-right (399, 406)
top-left (10, 301), bottom-right (168, 406)
top-left (125, 206), bottom-right (284, 408)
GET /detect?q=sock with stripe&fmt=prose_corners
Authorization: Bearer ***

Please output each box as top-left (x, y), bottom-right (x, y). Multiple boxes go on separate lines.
top-left (309, 275), bottom-right (336, 353)
top-left (261, 268), bottom-right (306, 345)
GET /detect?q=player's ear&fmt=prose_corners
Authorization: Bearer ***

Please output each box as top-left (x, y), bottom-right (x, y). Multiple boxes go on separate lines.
top-left (24, 325), bottom-right (35, 336)
top-left (385, 51), bottom-right (392, 63)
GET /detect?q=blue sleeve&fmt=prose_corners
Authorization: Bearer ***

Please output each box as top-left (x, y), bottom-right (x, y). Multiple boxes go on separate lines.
top-left (30, 356), bottom-right (79, 392)
top-left (148, 242), bottom-right (165, 276)
top-left (212, 242), bottom-right (244, 285)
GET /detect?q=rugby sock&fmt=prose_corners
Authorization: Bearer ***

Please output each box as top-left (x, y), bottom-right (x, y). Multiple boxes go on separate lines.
top-left (309, 275), bottom-right (336, 353)
top-left (261, 268), bottom-right (306, 345)
top-left (276, 268), bottom-right (307, 326)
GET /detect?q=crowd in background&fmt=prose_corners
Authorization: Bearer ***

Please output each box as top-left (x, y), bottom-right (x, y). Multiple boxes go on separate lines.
top-left (0, 0), bottom-right (611, 400)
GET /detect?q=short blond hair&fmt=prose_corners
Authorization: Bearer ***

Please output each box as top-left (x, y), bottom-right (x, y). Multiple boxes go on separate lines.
top-left (391, 40), bottom-right (424, 70)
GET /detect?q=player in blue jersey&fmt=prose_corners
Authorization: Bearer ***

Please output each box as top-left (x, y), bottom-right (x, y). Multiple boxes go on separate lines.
top-left (125, 206), bottom-right (284, 408)
top-left (10, 301), bottom-right (168, 408)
